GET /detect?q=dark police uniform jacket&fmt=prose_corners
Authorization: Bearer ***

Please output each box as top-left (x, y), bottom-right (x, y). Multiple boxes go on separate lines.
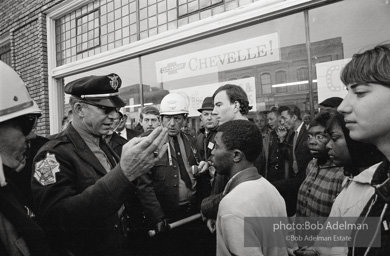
top-left (107, 132), bottom-right (128, 157)
top-left (0, 165), bottom-right (55, 256)
top-left (136, 131), bottom-right (209, 225)
top-left (31, 124), bottom-right (137, 256)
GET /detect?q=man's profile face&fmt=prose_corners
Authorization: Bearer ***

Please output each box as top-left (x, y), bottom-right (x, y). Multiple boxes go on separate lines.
top-left (141, 113), bottom-right (160, 132)
top-left (267, 112), bottom-right (280, 131)
top-left (210, 132), bottom-right (233, 176)
top-left (280, 110), bottom-right (296, 130)
top-left (0, 121), bottom-right (30, 165)
top-left (110, 112), bottom-right (121, 130)
top-left (212, 90), bottom-right (235, 125)
top-left (162, 114), bottom-right (185, 136)
top-left (201, 110), bottom-right (219, 130)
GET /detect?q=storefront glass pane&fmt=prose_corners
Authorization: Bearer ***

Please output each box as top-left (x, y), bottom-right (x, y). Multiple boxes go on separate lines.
top-left (63, 58), bottom-right (141, 129)
top-left (309, 0), bottom-right (390, 106)
top-left (141, 12), bottom-right (307, 132)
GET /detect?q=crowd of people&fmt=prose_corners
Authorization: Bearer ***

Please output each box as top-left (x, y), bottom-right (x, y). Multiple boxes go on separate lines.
top-left (0, 44), bottom-right (389, 256)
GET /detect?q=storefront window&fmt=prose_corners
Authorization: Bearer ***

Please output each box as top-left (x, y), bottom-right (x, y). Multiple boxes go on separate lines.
top-left (308, 0), bottom-right (390, 104)
top-left (63, 58), bottom-right (141, 129)
top-left (57, 0), bottom-right (390, 134)
top-left (140, 11), bottom-right (306, 130)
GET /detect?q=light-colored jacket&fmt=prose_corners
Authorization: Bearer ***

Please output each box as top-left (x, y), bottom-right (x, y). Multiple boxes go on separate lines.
top-left (314, 162), bottom-right (381, 256)
top-left (217, 168), bottom-right (288, 256)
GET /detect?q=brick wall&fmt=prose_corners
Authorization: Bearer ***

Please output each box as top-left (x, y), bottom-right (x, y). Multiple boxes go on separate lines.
top-left (0, 0), bottom-right (64, 136)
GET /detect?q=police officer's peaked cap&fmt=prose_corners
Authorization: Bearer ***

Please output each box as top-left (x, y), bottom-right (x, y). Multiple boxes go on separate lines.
top-left (319, 97), bottom-right (343, 108)
top-left (64, 73), bottom-right (126, 108)
top-left (197, 97), bottom-right (214, 113)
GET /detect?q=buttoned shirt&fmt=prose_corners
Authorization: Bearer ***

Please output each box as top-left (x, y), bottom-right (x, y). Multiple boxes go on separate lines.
top-left (168, 135), bottom-right (196, 204)
top-left (296, 158), bottom-right (344, 218)
top-left (73, 124), bottom-right (111, 172)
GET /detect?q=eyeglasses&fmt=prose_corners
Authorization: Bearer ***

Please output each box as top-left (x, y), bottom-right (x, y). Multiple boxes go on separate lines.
top-left (16, 114), bottom-right (38, 135)
top-left (82, 101), bottom-right (119, 115)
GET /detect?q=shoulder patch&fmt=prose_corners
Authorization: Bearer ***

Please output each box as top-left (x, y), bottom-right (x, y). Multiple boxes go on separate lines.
top-left (34, 153), bottom-right (60, 186)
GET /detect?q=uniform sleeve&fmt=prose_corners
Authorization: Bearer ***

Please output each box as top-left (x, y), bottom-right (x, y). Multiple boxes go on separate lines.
top-left (134, 171), bottom-right (165, 225)
top-left (201, 193), bottom-right (224, 219)
top-left (32, 148), bottom-right (136, 229)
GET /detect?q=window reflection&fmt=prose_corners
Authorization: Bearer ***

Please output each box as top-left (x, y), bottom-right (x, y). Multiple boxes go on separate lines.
top-left (59, 0), bottom-right (390, 134)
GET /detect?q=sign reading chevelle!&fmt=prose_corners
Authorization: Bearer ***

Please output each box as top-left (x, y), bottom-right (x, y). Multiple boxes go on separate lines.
top-left (155, 33), bottom-right (280, 83)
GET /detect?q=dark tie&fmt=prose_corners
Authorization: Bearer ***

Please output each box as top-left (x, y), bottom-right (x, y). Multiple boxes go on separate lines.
top-left (99, 137), bottom-right (117, 169)
top-left (292, 130), bottom-right (299, 173)
top-left (172, 136), bottom-right (192, 189)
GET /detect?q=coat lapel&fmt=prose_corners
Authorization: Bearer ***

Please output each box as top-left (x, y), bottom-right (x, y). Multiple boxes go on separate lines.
top-left (168, 133), bottom-right (195, 163)
top-left (295, 124), bottom-right (307, 150)
top-left (66, 125), bottom-right (108, 176)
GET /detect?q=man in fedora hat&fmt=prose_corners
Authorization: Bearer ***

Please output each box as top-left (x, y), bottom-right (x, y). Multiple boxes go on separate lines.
top-left (31, 74), bottom-right (168, 256)
top-left (195, 96), bottom-right (219, 255)
top-left (196, 97), bottom-right (219, 163)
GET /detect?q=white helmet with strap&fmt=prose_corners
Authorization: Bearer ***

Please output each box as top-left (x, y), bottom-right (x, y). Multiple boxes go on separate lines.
top-left (0, 61), bottom-right (41, 123)
top-left (159, 93), bottom-right (189, 116)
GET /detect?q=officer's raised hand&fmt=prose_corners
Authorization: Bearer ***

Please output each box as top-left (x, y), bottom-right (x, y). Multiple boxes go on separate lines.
top-left (120, 126), bottom-right (168, 181)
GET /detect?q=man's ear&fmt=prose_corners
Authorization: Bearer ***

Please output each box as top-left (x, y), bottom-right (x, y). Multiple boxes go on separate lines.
top-left (233, 149), bottom-right (243, 163)
top-left (74, 103), bottom-right (85, 118)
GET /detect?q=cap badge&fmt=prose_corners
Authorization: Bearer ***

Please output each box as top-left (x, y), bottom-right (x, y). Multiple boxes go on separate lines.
top-left (108, 74), bottom-right (119, 90)
top-left (34, 153), bottom-right (60, 186)
top-left (168, 100), bottom-right (177, 110)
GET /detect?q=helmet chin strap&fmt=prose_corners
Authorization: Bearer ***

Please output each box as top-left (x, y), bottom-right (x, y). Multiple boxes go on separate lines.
top-left (0, 151), bottom-right (27, 173)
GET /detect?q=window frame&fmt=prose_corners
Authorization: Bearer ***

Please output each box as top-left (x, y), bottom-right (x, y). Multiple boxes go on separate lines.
top-left (45, 0), bottom-right (330, 134)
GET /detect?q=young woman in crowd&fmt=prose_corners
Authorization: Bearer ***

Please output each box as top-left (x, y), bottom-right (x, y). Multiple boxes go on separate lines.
top-left (295, 112), bottom-right (383, 256)
top-left (337, 44), bottom-right (390, 256)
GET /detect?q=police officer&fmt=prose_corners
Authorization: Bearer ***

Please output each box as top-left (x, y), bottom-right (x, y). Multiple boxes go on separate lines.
top-left (0, 61), bottom-right (55, 256)
top-left (136, 93), bottom-right (210, 256)
top-left (31, 74), bottom-right (168, 256)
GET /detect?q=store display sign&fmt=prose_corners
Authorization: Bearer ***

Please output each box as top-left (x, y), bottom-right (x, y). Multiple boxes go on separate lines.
top-left (316, 58), bottom-right (351, 103)
top-left (171, 77), bottom-right (256, 117)
top-left (156, 33), bottom-right (280, 83)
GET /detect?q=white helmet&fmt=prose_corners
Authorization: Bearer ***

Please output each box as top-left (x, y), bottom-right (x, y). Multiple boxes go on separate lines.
top-left (0, 61), bottom-right (41, 123)
top-left (159, 93), bottom-right (189, 116)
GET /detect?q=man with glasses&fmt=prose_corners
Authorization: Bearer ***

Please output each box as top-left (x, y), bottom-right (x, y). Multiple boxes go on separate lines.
top-left (0, 61), bottom-right (55, 256)
top-left (31, 74), bottom-right (168, 256)
top-left (136, 93), bottom-right (210, 256)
